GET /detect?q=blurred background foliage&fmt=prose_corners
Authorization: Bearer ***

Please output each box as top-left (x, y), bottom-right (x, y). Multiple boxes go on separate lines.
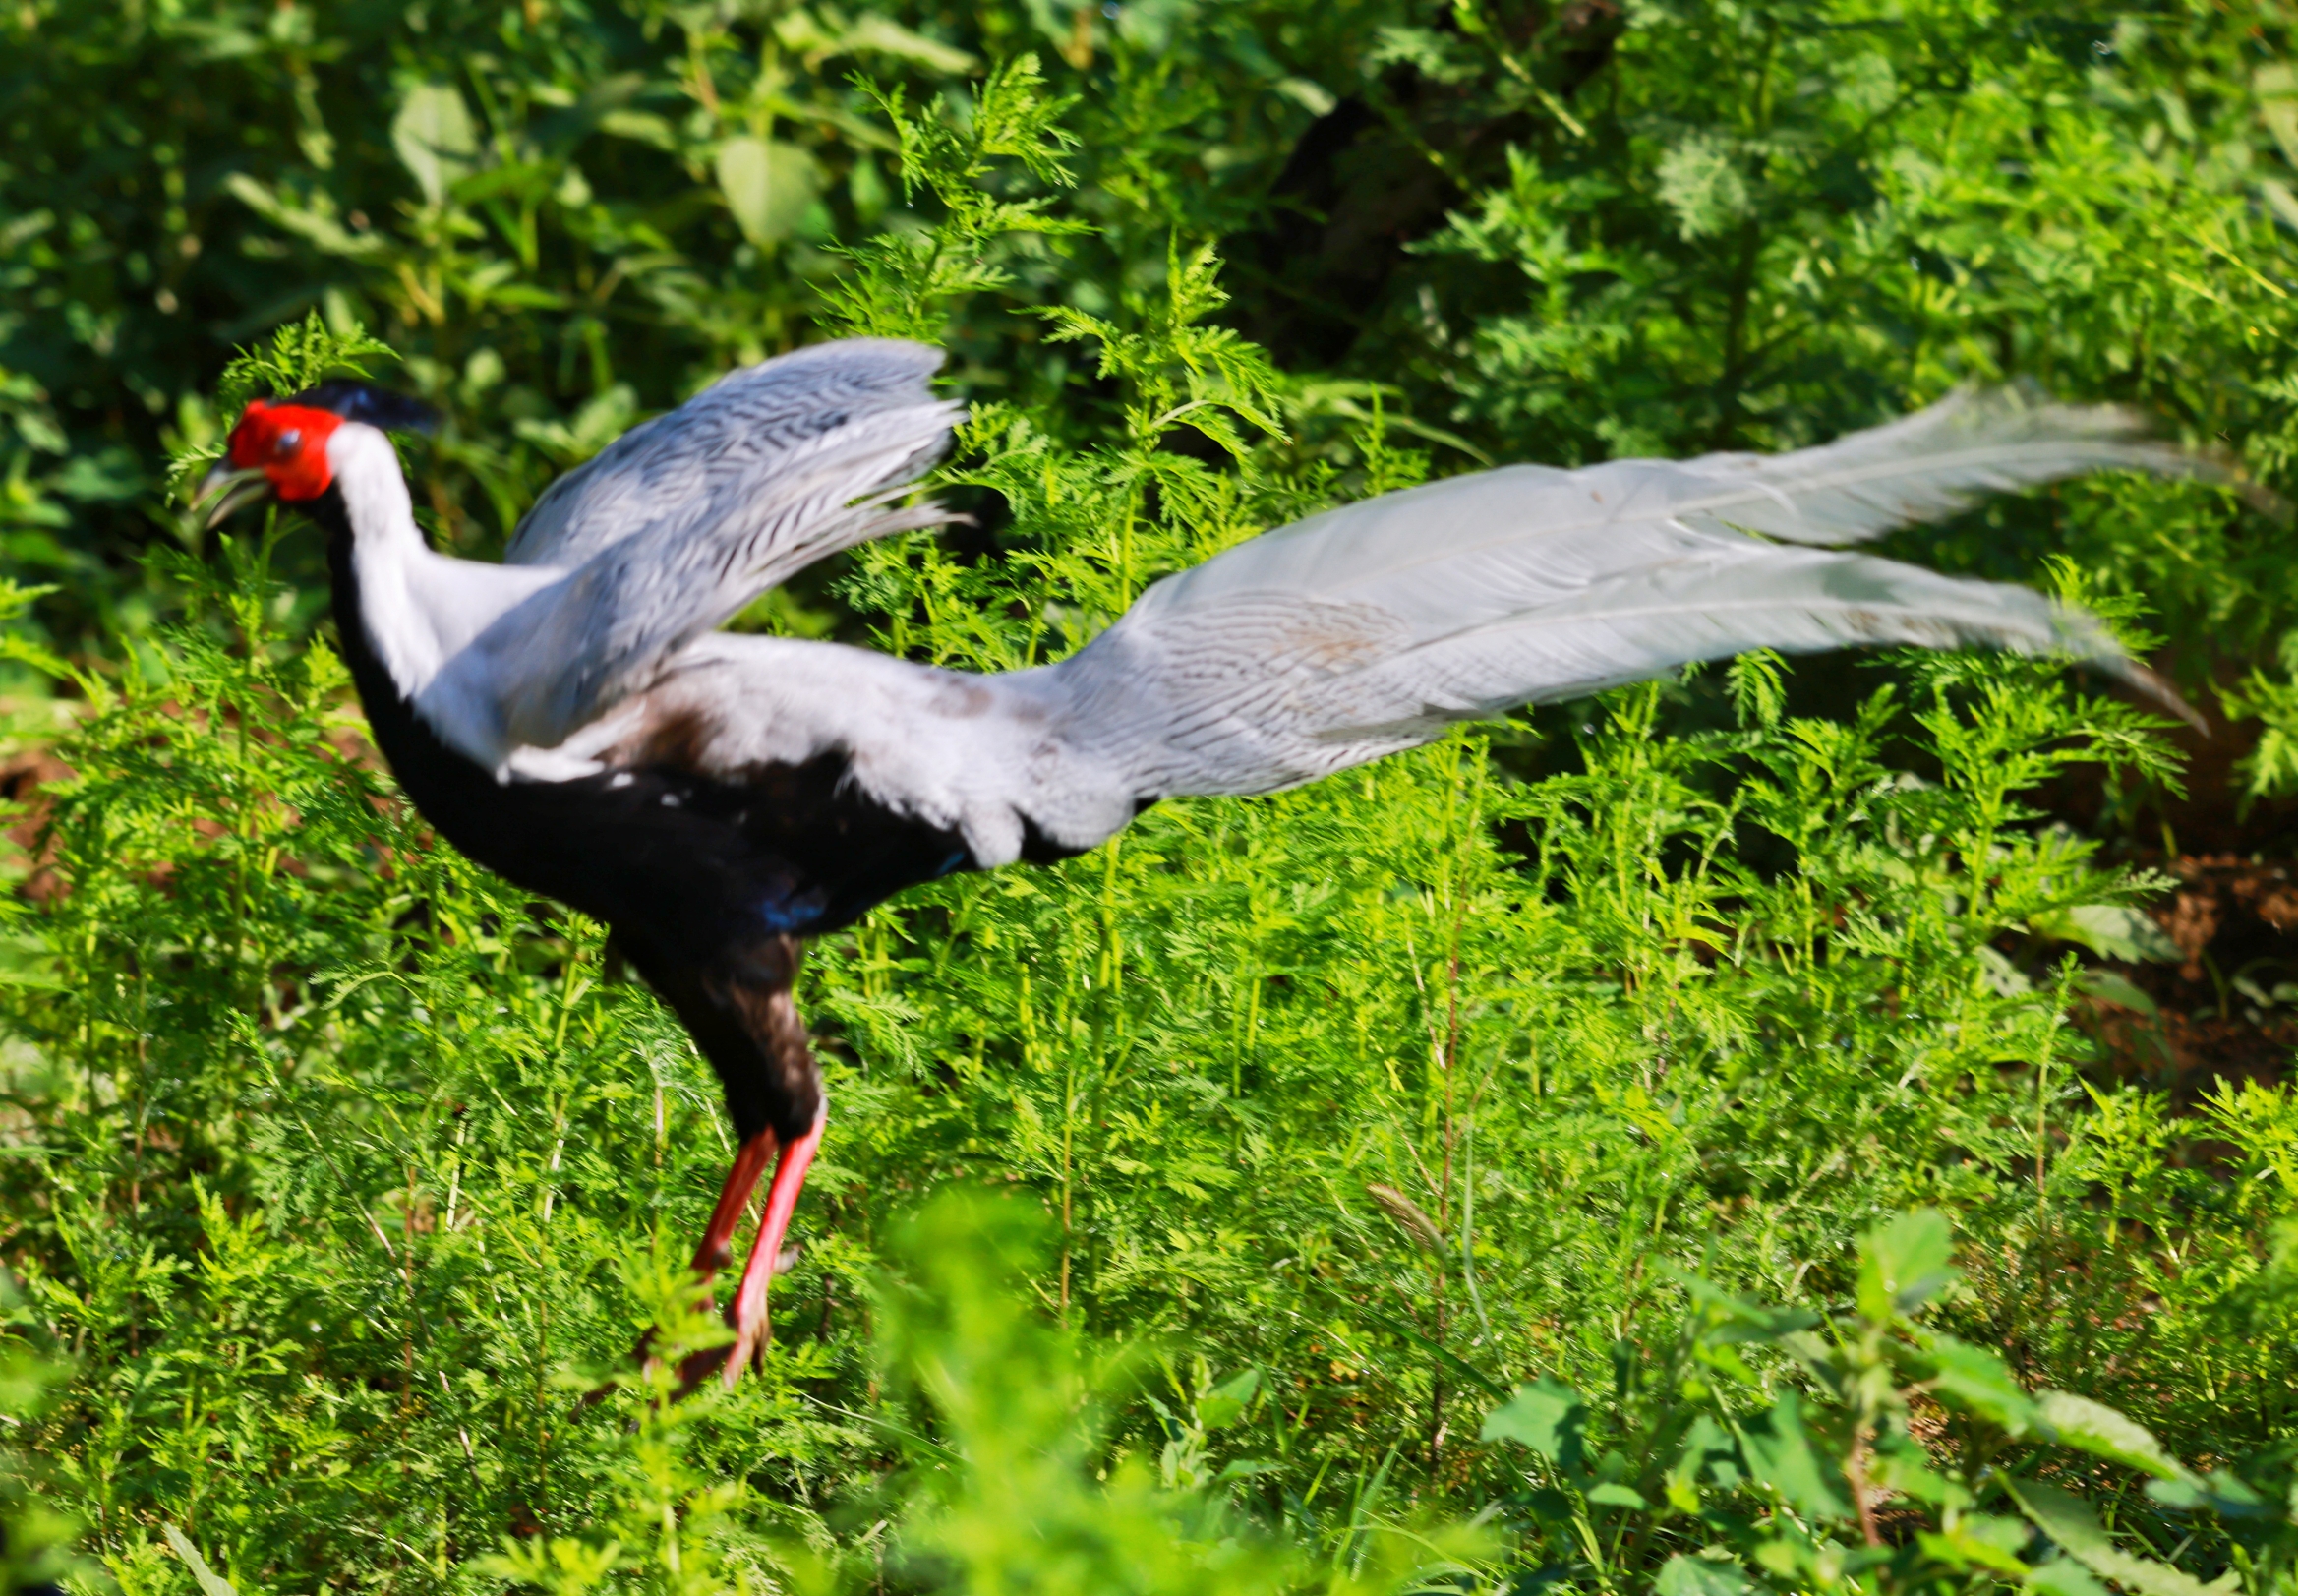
top-left (6, 0), bottom-right (2298, 1591)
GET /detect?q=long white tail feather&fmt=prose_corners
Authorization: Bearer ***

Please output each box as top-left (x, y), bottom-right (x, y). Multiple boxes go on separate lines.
top-left (1135, 389), bottom-right (2210, 629)
top-left (1050, 389), bottom-right (2209, 807)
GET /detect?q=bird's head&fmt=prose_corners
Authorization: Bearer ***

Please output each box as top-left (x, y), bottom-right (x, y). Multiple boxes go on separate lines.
top-left (196, 382), bottom-right (436, 526)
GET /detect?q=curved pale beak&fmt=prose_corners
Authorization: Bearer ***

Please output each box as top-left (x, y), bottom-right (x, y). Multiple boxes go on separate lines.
top-left (193, 460), bottom-right (272, 528)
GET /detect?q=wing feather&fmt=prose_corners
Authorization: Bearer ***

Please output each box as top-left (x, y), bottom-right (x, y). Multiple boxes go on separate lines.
top-left (503, 339), bottom-right (958, 568)
top-left (416, 340), bottom-right (961, 769)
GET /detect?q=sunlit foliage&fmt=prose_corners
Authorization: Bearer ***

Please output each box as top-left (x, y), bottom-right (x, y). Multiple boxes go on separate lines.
top-left (3, 3), bottom-right (2298, 1592)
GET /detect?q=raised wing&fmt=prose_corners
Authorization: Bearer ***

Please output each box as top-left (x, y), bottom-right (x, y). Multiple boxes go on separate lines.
top-left (416, 340), bottom-right (962, 770)
top-left (1037, 388), bottom-right (2212, 803)
top-left (503, 339), bottom-right (959, 569)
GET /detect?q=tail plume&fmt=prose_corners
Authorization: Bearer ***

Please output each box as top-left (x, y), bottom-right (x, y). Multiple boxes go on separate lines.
top-left (1058, 388), bottom-right (2221, 799)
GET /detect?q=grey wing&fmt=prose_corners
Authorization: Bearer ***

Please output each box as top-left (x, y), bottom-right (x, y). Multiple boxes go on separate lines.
top-left (418, 339), bottom-right (963, 770)
top-left (1032, 388), bottom-right (2213, 807)
top-left (502, 338), bottom-right (958, 568)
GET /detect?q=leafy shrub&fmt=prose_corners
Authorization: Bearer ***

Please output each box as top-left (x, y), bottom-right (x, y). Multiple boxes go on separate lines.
top-left (1482, 1209), bottom-right (2298, 1596)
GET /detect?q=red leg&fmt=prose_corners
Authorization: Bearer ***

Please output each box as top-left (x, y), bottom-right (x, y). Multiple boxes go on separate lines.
top-left (692, 1131), bottom-right (777, 1284)
top-left (722, 1107), bottom-right (826, 1386)
top-left (606, 1133), bottom-right (776, 1400)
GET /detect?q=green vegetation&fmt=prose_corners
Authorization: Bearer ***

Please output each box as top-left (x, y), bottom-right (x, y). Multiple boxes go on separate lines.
top-left (3, 0), bottom-right (2298, 1591)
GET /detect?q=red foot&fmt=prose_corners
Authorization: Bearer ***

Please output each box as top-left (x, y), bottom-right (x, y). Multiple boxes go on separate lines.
top-left (693, 1131), bottom-right (777, 1280)
top-left (605, 1115), bottom-right (825, 1400)
top-left (722, 1108), bottom-right (825, 1385)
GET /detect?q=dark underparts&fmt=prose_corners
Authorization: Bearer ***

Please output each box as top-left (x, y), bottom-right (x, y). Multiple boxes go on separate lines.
top-left (314, 486), bottom-right (987, 1141)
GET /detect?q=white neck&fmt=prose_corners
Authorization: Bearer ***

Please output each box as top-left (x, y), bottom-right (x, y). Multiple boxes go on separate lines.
top-left (326, 424), bottom-right (559, 709)
top-left (329, 424), bottom-right (447, 700)
top-left (328, 424), bottom-right (425, 559)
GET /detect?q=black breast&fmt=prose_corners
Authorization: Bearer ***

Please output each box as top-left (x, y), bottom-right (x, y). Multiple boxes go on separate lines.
top-left (312, 490), bottom-right (978, 968)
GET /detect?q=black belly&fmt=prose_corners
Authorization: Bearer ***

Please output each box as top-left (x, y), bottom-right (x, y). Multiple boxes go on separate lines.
top-left (320, 512), bottom-right (975, 966)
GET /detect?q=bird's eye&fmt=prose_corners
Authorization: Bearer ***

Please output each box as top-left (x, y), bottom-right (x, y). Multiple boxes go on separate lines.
top-left (275, 429), bottom-right (301, 454)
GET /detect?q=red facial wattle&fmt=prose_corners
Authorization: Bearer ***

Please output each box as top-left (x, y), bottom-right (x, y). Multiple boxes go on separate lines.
top-left (226, 399), bottom-right (343, 502)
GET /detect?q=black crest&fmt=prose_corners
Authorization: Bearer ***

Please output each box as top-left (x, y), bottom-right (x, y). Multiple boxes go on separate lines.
top-left (284, 381), bottom-right (439, 434)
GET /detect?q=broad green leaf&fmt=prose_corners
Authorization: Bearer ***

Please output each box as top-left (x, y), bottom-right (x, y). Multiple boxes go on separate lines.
top-left (2261, 178), bottom-right (2298, 236)
top-left (220, 174), bottom-right (388, 259)
top-left (1670, 1265), bottom-right (1821, 1344)
top-left (1977, 944), bottom-right (2036, 996)
top-left (1671, 1414), bottom-right (1742, 1502)
top-left (391, 82), bottom-right (477, 207)
top-left (1966, 1515), bottom-right (2035, 1563)
top-left (514, 384), bottom-right (640, 465)
top-left (1917, 1513), bottom-right (2032, 1577)
top-left (2146, 1469), bottom-right (2274, 1520)
top-left (2032, 904), bottom-right (2181, 963)
top-left (774, 9), bottom-right (979, 72)
top-left (2028, 1559), bottom-right (2114, 1596)
top-left (2075, 968), bottom-right (2162, 1019)
top-left (1923, 1335), bottom-right (2041, 1433)
top-left (2008, 1482), bottom-right (2117, 1562)
top-left (844, 16), bottom-right (979, 72)
top-left (1196, 1367), bottom-right (1259, 1430)
top-left (1738, 1390), bottom-right (1852, 1522)
top-left (598, 108), bottom-right (678, 149)
top-left (1857, 1209), bottom-right (1957, 1322)
top-left (1586, 1482), bottom-right (1650, 1509)
top-left (2260, 64), bottom-right (2298, 169)
top-left (2037, 1392), bottom-right (2200, 1484)
top-left (1870, 1431), bottom-right (1971, 1509)
top-left (717, 137), bottom-right (823, 246)
top-left (2009, 1481), bottom-right (2232, 1596)
top-left (1480, 1378), bottom-right (1585, 1471)
top-left (1655, 1553), bottom-right (1754, 1596)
